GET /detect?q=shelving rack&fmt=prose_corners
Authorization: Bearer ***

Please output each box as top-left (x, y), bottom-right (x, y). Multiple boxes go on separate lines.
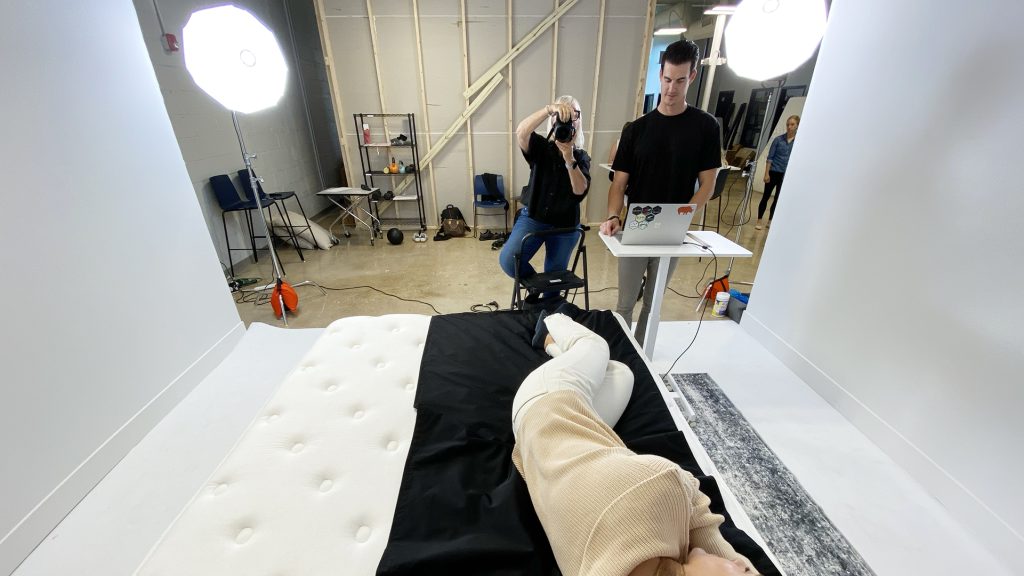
top-left (352, 113), bottom-right (427, 233)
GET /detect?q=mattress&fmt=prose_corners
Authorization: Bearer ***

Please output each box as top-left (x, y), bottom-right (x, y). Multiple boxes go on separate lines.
top-left (135, 312), bottom-right (776, 575)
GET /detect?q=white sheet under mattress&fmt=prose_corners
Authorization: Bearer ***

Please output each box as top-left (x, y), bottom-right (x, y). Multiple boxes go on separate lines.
top-left (135, 313), bottom-right (776, 575)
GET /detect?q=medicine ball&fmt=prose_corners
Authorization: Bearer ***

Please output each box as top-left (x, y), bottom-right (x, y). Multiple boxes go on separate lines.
top-left (387, 228), bottom-right (404, 245)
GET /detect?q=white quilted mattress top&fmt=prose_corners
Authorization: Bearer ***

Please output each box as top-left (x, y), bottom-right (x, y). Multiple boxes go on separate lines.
top-left (135, 314), bottom-right (430, 576)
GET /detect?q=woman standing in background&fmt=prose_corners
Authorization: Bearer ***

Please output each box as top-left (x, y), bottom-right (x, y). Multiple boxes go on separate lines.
top-left (756, 115), bottom-right (800, 230)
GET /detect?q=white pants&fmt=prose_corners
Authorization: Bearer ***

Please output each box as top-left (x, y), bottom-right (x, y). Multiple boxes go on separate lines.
top-left (512, 314), bottom-right (633, 438)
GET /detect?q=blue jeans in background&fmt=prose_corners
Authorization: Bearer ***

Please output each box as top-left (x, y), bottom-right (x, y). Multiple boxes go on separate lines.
top-left (499, 208), bottom-right (580, 282)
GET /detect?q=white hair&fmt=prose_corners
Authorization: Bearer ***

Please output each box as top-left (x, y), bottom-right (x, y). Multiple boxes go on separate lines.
top-left (546, 94), bottom-right (585, 150)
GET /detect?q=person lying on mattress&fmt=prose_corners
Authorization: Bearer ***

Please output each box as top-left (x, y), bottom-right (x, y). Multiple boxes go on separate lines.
top-left (511, 310), bottom-right (759, 576)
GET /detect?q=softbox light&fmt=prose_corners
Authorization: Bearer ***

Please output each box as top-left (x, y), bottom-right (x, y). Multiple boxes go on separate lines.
top-left (725, 0), bottom-right (826, 81)
top-left (182, 5), bottom-right (287, 114)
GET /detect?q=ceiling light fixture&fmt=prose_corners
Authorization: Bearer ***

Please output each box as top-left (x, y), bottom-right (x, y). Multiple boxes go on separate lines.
top-left (704, 5), bottom-right (738, 16)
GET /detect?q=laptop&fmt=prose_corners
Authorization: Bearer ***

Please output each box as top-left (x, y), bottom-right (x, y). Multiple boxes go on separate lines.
top-left (619, 203), bottom-right (696, 245)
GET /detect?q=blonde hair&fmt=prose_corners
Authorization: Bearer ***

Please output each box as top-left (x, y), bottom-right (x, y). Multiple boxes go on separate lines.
top-left (546, 94), bottom-right (585, 149)
top-left (787, 114), bottom-right (801, 125)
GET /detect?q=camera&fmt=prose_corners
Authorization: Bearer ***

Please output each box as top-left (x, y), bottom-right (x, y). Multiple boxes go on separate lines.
top-left (550, 116), bottom-right (576, 144)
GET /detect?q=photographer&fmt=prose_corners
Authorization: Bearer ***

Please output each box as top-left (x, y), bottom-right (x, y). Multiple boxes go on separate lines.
top-left (499, 96), bottom-right (591, 295)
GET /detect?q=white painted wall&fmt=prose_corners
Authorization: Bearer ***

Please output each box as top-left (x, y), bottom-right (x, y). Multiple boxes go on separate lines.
top-left (132, 0), bottom-right (331, 268)
top-left (320, 0), bottom-right (651, 226)
top-left (0, 1), bottom-right (244, 573)
top-left (742, 0), bottom-right (1024, 569)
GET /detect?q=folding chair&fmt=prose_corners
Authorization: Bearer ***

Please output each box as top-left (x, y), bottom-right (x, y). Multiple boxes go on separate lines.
top-left (473, 173), bottom-right (509, 238)
top-left (510, 225), bottom-right (590, 310)
top-left (210, 174), bottom-right (287, 277)
top-left (235, 169), bottom-right (307, 261)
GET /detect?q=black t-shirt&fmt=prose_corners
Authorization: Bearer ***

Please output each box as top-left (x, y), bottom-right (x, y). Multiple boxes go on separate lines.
top-left (521, 132), bottom-right (591, 227)
top-left (612, 107), bottom-right (721, 204)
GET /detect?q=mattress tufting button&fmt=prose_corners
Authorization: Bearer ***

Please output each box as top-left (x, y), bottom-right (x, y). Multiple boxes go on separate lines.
top-left (405, 383), bottom-right (415, 392)
top-left (326, 384), bottom-right (338, 392)
top-left (352, 344), bottom-right (362, 350)
top-left (267, 413), bottom-right (280, 423)
top-left (291, 442), bottom-right (305, 453)
top-left (355, 525), bottom-right (371, 543)
top-left (319, 479), bottom-right (334, 492)
top-left (386, 440), bottom-right (399, 452)
top-left (214, 483), bottom-right (229, 495)
top-left (353, 410), bottom-right (365, 420)
top-left (235, 527), bottom-right (254, 545)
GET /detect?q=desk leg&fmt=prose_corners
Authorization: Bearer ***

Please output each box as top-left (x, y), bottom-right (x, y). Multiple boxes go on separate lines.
top-left (642, 256), bottom-right (671, 359)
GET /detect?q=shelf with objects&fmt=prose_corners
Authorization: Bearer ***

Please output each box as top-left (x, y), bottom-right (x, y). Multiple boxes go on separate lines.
top-left (353, 113), bottom-right (428, 242)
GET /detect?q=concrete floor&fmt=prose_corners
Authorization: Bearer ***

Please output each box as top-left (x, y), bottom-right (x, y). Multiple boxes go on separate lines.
top-left (230, 173), bottom-right (771, 329)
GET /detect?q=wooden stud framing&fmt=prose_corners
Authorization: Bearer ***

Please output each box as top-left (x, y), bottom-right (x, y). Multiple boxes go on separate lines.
top-left (313, 0), bottom-right (354, 188)
top-left (581, 0), bottom-right (606, 222)
top-left (412, 0), bottom-right (440, 225)
top-left (460, 0), bottom-right (476, 221)
top-left (392, 74), bottom-right (503, 196)
top-left (366, 0), bottom-right (391, 142)
top-left (634, 0), bottom-right (657, 118)
top-left (550, 0), bottom-right (559, 102)
top-left (464, 0), bottom-right (578, 100)
top-left (507, 0), bottom-right (514, 210)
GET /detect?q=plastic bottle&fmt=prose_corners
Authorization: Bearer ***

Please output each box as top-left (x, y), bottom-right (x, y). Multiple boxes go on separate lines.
top-left (362, 123), bottom-right (371, 144)
top-left (712, 291), bottom-right (731, 317)
top-left (390, 157), bottom-right (398, 173)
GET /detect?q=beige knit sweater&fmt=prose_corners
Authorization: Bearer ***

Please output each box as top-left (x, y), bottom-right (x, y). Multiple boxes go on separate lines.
top-left (512, 390), bottom-right (753, 576)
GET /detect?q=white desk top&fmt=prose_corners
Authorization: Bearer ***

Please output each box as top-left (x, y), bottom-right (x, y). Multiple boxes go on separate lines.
top-left (598, 229), bottom-right (752, 258)
top-left (317, 186), bottom-right (379, 196)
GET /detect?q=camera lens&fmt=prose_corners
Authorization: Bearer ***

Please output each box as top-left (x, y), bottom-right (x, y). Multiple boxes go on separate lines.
top-left (553, 120), bottom-right (575, 143)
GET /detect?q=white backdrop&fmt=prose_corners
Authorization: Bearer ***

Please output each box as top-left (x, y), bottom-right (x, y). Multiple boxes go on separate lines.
top-left (743, 0), bottom-right (1024, 568)
top-left (0, 1), bottom-right (243, 573)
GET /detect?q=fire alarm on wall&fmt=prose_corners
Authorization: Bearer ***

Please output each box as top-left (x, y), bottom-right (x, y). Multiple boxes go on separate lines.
top-left (162, 32), bottom-right (179, 52)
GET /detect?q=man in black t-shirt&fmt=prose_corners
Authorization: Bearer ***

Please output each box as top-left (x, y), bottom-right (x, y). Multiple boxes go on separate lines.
top-left (599, 40), bottom-right (722, 344)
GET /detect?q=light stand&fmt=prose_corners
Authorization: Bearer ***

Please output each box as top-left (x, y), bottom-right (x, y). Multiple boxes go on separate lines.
top-left (184, 5), bottom-right (324, 326)
top-left (713, 0), bottom-right (827, 282)
top-left (231, 112), bottom-right (325, 325)
top-left (725, 77), bottom-right (784, 281)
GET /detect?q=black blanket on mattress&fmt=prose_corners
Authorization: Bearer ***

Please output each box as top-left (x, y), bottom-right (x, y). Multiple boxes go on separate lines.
top-left (376, 309), bottom-right (779, 576)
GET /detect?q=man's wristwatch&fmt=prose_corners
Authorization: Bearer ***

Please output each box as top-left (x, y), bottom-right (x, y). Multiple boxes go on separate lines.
top-left (605, 214), bottom-right (621, 223)
top-left (565, 159), bottom-right (578, 171)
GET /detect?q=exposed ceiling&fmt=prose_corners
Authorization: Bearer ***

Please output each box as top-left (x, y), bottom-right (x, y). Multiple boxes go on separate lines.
top-left (654, 1), bottom-right (738, 32)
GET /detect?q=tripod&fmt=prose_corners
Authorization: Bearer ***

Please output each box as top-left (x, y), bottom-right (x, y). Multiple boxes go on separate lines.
top-left (231, 111), bottom-right (325, 326)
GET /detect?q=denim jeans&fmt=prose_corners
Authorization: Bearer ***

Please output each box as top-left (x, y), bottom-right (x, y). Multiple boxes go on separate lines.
top-left (499, 208), bottom-right (579, 280)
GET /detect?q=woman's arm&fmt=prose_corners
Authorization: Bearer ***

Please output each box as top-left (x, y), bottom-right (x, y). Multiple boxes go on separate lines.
top-left (516, 102), bottom-right (573, 153)
top-left (555, 140), bottom-right (588, 195)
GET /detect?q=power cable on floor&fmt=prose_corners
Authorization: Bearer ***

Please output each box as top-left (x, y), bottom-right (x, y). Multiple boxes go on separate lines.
top-left (318, 284), bottom-right (442, 315)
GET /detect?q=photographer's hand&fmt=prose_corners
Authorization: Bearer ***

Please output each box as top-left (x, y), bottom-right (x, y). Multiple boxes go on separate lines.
top-left (549, 101), bottom-right (573, 122)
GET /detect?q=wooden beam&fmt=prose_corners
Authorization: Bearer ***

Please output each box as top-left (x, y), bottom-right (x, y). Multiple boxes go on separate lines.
top-left (463, 0), bottom-right (577, 100)
top-left (313, 0), bottom-right (354, 188)
top-left (581, 0), bottom-right (606, 222)
top-left (634, 0), bottom-right (657, 118)
top-left (366, 0), bottom-right (390, 141)
top-left (507, 0), bottom-right (514, 212)
top-left (412, 0), bottom-right (440, 225)
top-left (460, 0), bottom-right (476, 224)
top-left (392, 74), bottom-right (503, 196)
top-left (550, 0), bottom-right (559, 102)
